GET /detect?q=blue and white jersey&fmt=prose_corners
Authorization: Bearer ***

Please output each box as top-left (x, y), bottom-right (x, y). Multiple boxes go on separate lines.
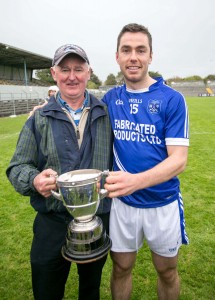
top-left (102, 77), bottom-right (189, 208)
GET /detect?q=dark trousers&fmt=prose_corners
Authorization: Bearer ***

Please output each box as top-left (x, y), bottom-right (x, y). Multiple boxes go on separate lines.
top-left (30, 211), bottom-right (110, 300)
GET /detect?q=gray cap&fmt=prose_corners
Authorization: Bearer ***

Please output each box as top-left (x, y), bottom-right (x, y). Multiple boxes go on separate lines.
top-left (52, 44), bottom-right (90, 66)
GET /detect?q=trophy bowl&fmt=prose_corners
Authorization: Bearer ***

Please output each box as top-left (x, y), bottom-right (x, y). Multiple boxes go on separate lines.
top-left (51, 169), bottom-right (112, 263)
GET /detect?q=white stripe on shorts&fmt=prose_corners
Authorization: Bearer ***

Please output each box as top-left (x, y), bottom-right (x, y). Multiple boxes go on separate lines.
top-left (110, 198), bottom-right (188, 257)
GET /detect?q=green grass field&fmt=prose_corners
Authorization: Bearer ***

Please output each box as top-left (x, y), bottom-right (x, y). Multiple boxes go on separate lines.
top-left (0, 97), bottom-right (215, 299)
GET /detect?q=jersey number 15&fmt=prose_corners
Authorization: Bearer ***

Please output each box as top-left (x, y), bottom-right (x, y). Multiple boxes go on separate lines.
top-left (130, 104), bottom-right (138, 114)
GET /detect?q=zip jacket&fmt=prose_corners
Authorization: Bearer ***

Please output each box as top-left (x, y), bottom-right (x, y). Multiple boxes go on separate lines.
top-left (6, 92), bottom-right (113, 214)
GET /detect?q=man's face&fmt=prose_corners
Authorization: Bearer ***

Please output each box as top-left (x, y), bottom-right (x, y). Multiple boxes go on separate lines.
top-left (51, 54), bottom-right (90, 102)
top-left (116, 32), bottom-right (152, 88)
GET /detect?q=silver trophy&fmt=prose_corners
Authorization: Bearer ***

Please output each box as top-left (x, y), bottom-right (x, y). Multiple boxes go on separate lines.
top-left (51, 169), bottom-right (111, 263)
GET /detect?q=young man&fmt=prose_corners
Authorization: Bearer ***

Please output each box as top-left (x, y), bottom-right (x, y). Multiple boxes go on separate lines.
top-left (103, 23), bottom-right (189, 299)
top-left (6, 44), bottom-right (113, 300)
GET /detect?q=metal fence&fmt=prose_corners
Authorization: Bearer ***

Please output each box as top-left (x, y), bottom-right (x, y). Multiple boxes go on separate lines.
top-left (0, 96), bottom-right (45, 117)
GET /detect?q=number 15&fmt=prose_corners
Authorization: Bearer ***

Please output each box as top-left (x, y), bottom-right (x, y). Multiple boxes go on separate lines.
top-left (130, 104), bottom-right (138, 114)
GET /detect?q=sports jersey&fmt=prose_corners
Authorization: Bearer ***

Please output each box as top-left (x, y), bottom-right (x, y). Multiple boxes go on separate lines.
top-left (102, 77), bottom-right (189, 208)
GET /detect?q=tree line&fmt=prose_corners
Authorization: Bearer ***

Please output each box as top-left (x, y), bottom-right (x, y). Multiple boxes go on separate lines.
top-left (35, 69), bottom-right (215, 89)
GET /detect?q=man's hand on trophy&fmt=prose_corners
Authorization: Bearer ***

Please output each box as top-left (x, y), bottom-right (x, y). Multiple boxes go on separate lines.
top-left (33, 169), bottom-right (58, 198)
top-left (104, 170), bottom-right (140, 198)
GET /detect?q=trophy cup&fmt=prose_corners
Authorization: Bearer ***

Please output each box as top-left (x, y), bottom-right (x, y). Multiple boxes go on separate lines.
top-left (51, 169), bottom-right (111, 263)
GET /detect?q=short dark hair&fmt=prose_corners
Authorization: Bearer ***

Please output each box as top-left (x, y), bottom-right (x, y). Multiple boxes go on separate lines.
top-left (117, 23), bottom-right (152, 53)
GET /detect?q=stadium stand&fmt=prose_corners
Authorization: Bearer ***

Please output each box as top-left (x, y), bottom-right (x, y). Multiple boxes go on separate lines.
top-left (206, 87), bottom-right (213, 95)
top-left (169, 81), bottom-right (207, 96)
top-left (206, 81), bottom-right (215, 95)
top-left (0, 43), bottom-right (52, 116)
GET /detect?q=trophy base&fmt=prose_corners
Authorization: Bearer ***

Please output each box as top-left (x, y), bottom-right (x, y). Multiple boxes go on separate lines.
top-left (61, 216), bottom-right (112, 264)
top-left (62, 234), bottom-right (112, 264)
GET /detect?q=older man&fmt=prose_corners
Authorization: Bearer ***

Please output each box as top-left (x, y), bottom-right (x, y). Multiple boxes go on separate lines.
top-left (6, 44), bottom-right (113, 300)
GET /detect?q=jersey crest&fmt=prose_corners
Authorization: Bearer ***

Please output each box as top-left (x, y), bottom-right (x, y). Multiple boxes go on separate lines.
top-left (147, 99), bottom-right (162, 114)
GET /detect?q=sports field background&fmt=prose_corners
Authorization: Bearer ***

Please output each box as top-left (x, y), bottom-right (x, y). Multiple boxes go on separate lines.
top-left (0, 97), bottom-right (214, 299)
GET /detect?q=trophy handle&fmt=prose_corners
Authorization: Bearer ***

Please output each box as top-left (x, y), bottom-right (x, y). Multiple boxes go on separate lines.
top-left (101, 170), bottom-right (109, 176)
top-left (99, 169), bottom-right (109, 199)
top-left (51, 190), bottom-right (63, 201)
top-left (99, 188), bottom-right (108, 199)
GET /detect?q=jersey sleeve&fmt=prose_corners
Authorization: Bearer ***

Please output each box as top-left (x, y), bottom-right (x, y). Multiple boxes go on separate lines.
top-left (165, 93), bottom-right (189, 146)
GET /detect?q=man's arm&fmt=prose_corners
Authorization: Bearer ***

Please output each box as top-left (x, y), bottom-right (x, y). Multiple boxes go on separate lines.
top-left (28, 100), bottom-right (47, 119)
top-left (6, 120), bottom-right (57, 197)
top-left (104, 145), bottom-right (188, 198)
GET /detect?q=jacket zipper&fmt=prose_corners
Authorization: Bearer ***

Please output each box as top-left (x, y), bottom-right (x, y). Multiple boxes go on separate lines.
top-left (76, 127), bottom-right (80, 139)
top-left (62, 107), bottom-right (89, 142)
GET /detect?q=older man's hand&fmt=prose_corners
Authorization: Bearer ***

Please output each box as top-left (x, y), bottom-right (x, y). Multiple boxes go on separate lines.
top-left (33, 169), bottom-right (58, 198)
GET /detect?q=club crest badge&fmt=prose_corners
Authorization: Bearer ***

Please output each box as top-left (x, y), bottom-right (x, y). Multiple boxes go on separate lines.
top-left (147, 99), bottom-right (162, 114)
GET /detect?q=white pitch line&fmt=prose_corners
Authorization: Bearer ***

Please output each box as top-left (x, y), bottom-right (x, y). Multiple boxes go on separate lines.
top-left (191, 132), bottom-right (215, 134)
top-left (0, 132), bottom-right (20, 140)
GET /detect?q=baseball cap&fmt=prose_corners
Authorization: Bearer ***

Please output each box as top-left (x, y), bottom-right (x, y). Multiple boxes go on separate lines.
top-left (52, 44), bottom-right (90, 66)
